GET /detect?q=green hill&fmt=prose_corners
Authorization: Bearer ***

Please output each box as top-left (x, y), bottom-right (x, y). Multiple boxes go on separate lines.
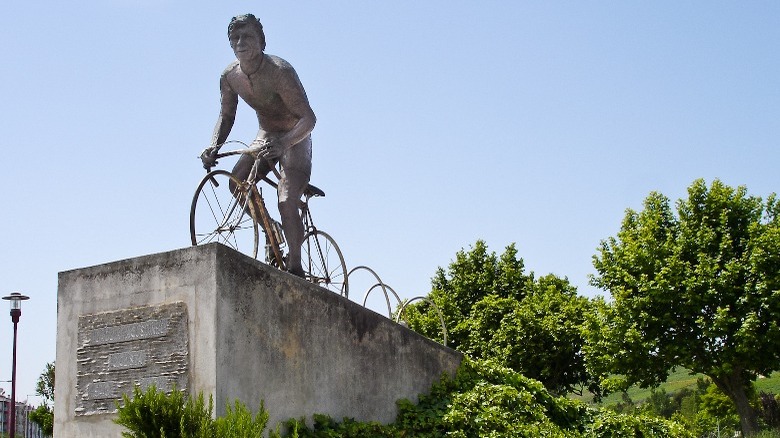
top-left (575, 370), bottom-right (780, 406)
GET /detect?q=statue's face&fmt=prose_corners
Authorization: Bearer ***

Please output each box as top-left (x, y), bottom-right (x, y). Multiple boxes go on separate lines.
top-left (229, 26), bottom-right (263, 62)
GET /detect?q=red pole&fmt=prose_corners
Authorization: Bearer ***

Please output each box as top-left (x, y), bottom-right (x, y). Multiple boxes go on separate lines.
top-left (10, 310), bottom-right (20, 438)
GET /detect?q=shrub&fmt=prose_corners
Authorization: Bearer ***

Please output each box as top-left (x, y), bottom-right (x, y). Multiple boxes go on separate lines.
top-left (280, 358), bottom-right (690, 437)
top-left (760, 392), bottom-right (780, 429)
top-left (284, 414), bottom-right (394, 437)
top-left (214, 400), bottom-right (270, 438)
top-left (115, 361), bottom-right (695, 437)
top-left (114, 385), bottom-right (270, 438)
top-left (28, 404), bottom-right (54, 436)
top-left (114, 385), bottom-right (212, 437)
top-left (587, 409), bottom-right (693, 438)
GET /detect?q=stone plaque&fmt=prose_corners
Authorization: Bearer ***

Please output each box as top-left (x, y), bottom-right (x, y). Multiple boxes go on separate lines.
top-left (75, 302), bottom-right (189, 415)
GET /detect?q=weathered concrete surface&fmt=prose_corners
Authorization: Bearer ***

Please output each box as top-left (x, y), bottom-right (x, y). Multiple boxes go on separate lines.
top-left (55, 243), bottom-right (462, 436)
top-left (55, 244), bottom-right (218, 437)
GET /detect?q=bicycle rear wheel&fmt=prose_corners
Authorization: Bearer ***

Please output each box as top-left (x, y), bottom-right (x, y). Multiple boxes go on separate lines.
top-left (190, 170), bottom-right (259, 258)
top-left (302, 230), bottom-right (349, 297)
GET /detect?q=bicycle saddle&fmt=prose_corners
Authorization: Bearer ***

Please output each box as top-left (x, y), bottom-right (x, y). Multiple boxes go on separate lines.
top-left (304, 184), bottom-right (325, 198)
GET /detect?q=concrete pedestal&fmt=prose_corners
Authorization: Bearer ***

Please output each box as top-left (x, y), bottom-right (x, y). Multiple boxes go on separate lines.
top-left (54, 243), bottom-right (462, 436)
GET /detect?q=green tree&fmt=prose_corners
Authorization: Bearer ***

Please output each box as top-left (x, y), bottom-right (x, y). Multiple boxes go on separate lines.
top-left (29, 361), bottom-right (55, 436)
top-left (403, 240), bottom-right (597, 396)
top-left (696, 383), bottom-right (743, 432)
top-left (587, 179), bottom-right (780, 436)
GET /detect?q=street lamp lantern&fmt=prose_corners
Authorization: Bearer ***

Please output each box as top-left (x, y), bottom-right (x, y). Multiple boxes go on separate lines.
top-left (3, 292), bottom-right (29, 438)
top-left (3, 292), bottom-right (29, 318)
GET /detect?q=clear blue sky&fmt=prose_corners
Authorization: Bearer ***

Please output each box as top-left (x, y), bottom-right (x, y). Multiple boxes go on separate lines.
top-left (1, 1), bottom-right (778, 402)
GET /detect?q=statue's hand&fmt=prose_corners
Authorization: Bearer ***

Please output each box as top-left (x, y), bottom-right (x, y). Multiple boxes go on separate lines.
top-left (199, 146), bottom-right (219, 170)
top-left (256, 138), bottom-right (284, 161)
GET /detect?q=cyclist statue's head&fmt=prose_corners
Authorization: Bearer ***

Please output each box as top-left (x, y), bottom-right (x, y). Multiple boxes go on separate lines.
top-left (228, 14), bottom-right (266, 52)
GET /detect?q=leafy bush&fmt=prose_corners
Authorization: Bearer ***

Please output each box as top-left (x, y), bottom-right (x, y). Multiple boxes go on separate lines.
top-left (587, 409), bottom-right (693, 438)
top-left (114, 385), bottom-right (269, 438)
top-left (115, 360), bottom-right (695, 437)
top-left (28, 403), bottom-right (54, 435)
top-left (280, 358), bottom-right (690, 438)
top-left (760, 392), bottom-right (780, 429)
top-left (214, 400), bottom-right (270, 437)
top-left (284, 414), bottom-right (393, 437)
top-left (692, 382), bottom-right (742, 433)
top-left (114, 385), bottom-right (213, 437)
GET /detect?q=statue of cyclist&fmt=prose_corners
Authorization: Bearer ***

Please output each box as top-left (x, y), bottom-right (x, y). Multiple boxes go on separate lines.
top-left (201, 14), bottom-right (316, 278)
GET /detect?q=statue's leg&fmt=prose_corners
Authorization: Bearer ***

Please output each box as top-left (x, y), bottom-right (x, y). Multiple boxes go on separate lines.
top-left (278, 167), bottom-right (310, 277)
top-left (231, 153), bottom-right (273, 184)
top-left (277, 137), bottom-right (312, 277)
top-left (230, 154), bottom-right (272, 221)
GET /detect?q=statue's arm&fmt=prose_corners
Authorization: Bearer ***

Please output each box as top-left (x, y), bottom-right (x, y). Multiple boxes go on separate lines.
top-left (276, 66), bottom-right (316, 149)
top-left (210, 72), bottom-right (239, 149)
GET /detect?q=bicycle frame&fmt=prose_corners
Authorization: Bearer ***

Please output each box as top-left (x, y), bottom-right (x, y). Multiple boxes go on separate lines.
top-left (209, 141), bottom-right (288, 269)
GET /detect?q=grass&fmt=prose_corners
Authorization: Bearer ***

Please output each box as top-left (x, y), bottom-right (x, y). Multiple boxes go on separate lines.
top-left (756, 372), bottom-right (780, 394)
top-left (574, 370), bottom-right (780, 406)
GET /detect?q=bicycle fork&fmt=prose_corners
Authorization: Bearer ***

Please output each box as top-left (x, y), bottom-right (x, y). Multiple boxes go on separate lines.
top-left (249, 186), bottom-right (287, 271)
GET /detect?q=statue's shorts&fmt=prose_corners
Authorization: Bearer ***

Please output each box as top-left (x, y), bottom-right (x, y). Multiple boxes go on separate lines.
top-left (233, 136), bottom-right (312, 205)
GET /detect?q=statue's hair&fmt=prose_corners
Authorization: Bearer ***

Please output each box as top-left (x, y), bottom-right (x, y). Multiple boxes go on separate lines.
top-left (228, 14), bottom-right (266, 51)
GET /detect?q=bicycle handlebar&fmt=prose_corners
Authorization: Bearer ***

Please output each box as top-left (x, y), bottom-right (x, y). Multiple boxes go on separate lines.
top-left (197, 142), bottom-right (324, 200)
top-left (199, 140), bottom-right (282, 181)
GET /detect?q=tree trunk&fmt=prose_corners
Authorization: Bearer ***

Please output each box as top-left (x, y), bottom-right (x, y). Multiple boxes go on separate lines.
top-left (712, 372), bottom-right (760, 437)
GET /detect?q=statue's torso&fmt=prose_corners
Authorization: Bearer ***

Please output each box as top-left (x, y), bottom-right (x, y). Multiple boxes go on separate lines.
top-left (225, 54), bottom-right (304, 133)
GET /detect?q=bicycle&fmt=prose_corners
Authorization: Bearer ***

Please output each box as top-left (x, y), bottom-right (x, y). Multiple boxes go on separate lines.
top-left (190, 140), bottom-right (349, 297)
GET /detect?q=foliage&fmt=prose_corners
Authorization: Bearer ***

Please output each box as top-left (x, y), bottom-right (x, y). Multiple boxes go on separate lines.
top-left (213, 399), bottom-right (271, 437)
top-left (642, 388), bottom-right (677, 418)
top-left (693, 383), bottom-right (743, 432)
top-left (396, 358), bottom-right (591, 437)
top-left (114, 384), bottom-right (274, 437)
top-left (114, 385), bottom-right (214, 438)
top-left (587, 178), bottom-right (780, 436)
top-left (403, 240), bottom-right (597, 396)
top-left (609, 392), bottom-right (638, 414)
top-left (284, 414), bottom-right (394, 437)
top-left (587, 409), bottom-right (692, 437)
top-left (631, 378), bottom-right (743, 436)
top-left (756, 373), bottom-right (780, 394)
top-left (108, 359), bottom-right (696, 437)
top-left (403, 241), bottom-right (532, 347)
top-left (279, 358), bottom-right (690, 437)
top-left (29, 361), bottom-right (55, 435)
top-left (760, 392), bottom-right (780, 429)
top-left (608, 377), bottom-right (780, 437)
top-left (29, 403), bottom-right (54, 436)
top-left (36, 361), bottom-right (55, 403)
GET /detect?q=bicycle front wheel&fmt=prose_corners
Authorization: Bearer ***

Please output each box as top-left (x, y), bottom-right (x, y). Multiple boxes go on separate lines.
top-left (190, 170), bottom-right (259, 258)
top-left (302, 230), bottom-right (349, 297)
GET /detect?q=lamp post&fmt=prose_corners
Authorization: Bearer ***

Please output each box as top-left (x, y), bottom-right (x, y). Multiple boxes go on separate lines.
top-left (3, 292), bottom-right (29, 438)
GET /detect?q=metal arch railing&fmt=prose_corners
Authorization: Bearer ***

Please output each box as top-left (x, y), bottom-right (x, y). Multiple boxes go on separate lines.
top-left (346, 265), bottom-right (383, 288)
top-left (395, 296), bottom-right (448, 347)
top-left (345, 265), bottom-right (449, 347)
top-left (362, 282), bottom-right (402, 319)
top-left (347, 265), bottom-right (390, 314)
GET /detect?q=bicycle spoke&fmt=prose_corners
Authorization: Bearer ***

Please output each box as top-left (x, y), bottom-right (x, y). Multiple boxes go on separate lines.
top-left (205, 181), bottom-right (224, 223)
top-left (190, 170), bottom-right (259, 258)
top-left (302, 230), bottom-right (348, 296)
top-left (196, 192), bottom-right (243, 244)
